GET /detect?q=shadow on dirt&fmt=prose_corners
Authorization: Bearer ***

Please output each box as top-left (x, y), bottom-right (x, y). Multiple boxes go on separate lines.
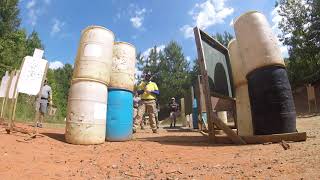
top-left (42, 132), bottom-right (66, 143)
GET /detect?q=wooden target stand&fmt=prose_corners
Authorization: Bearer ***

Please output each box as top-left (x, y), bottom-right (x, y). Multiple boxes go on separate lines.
top-left (1, 52), bottom-right (49, 136)
top-left (194, 27), bottom-right (306, 145)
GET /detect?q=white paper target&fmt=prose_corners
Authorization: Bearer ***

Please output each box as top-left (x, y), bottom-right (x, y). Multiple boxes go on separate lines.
top-left (0, 71), bottom-right (10, 97)
top-left (17, 56), bottom-right (48, 95)
top-left (8, 74), bottom-right (18, 99)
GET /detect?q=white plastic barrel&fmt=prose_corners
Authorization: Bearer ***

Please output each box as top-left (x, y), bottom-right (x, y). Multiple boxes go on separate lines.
top-left (73, 26), bottom-right (115, 85)
top-left (235, 84), bottom-right (253, 136)
top-left (65, 80), bottom-right (108, 145)
top-left (234, 11), bottom-right (285, 75)
top-left (228, 39), bottom-right (247, 88)
top-left (110, 42), bottom-right (136, 91)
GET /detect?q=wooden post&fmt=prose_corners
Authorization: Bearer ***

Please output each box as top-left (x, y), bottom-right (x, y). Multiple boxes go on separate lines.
top-left (180, 98), bottom-right (186, 127)
top-left (194, 28), bottom-right (215, 141)
top-left (9, 70), bottom-right (21, 130)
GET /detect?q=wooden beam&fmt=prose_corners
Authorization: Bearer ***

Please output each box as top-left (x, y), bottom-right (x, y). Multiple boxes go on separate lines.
top-left (242, 132), bottom-right (307, 144)
top-left (212, 114), bottom-right (246, 144)
top-left (208, 132), bottom-right (307, 144)
top-left (194, 27), bottom-right (215, 141)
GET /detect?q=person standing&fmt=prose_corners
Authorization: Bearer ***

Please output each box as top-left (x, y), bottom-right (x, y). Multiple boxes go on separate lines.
top-left (133, 71), bottom-right (159, 133)
top-left (36, 78), bottom-right (53, 128)
top-left (133, 91), bottom-right (144, 130)
top-left (168, 97), bottom-right (179, 128)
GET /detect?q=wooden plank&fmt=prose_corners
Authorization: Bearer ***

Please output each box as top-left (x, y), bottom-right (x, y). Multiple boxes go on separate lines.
top-left (242, 132), bottom-right (307, 144)
top-left (212, 114), bottom-right (246, 144)
top-left (211, 96), bottom-right (235, 111)
top-left (194, 27), bottom-right (215, 141)
top-left (9, 70), bottom-right (21, 130)
top-left (207, 132), bottom-right (307, 144)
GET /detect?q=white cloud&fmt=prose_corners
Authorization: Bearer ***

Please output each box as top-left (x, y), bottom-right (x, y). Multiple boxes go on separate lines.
top-left (181, 0), bottom-right (234, 39)
top-left (186, 56), bottom-right (191, 62)
top-left (25, 0), bottom-right (51, 26)
top-left (50, 18), bottom-right (65, 36)
top-left (180, 25), bottom-right (194, 39)
top-left (26, 0), bottom-right (36, 9)
top-left (130, 8), bottom-right (146, 29)
top-left (229, 18), bottom-right (234, 27)
top-left (49, 61), bottom-right (64, 70)
top-left (142, 45), bottom-right (165, 60)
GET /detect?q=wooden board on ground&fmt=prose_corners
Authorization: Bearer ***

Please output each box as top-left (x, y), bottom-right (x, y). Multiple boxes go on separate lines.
top-left (210, 132), bottom-right (307, 144)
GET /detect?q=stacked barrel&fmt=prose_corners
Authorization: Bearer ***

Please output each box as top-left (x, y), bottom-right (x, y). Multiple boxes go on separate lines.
top-left (106, 42), bottom-right (136, 141)
top-left (65, 26), bottom-right (114, 144)
top-left (228, 39), bottom-right (253, 136)
top-left (234, 11), bottom-right (296, 135)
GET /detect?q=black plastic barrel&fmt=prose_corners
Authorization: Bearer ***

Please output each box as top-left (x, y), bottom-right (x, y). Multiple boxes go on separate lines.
top-left (247, 66), bottom-right (296, 135)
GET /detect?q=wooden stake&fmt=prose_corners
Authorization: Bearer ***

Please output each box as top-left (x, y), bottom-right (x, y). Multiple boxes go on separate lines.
top-left (9, 70), bottom-right (21, 130)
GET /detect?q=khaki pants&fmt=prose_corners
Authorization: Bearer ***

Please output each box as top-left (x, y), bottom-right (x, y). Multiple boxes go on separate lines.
top-left (134, 100), bottom-right (157, 131)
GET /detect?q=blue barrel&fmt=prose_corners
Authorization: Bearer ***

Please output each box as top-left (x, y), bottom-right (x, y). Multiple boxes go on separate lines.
top-left (106, 89), bottom-right (133, 141)
top-left (192, 98), bottom-right (199, 129)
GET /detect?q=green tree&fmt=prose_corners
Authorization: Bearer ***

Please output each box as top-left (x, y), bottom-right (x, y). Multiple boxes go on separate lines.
top-left (213, 31), bottom-right (234, 47)
top-left (50, 64), bottom-right (73, 118)
top-left (0, 0), bottom-right (20, 37)
top-left (26, 30), bottom-right (44, 55)
top-left (277, 0), bottom-right (320, 85)
top-left (158, 41), bottom-right (191, 104)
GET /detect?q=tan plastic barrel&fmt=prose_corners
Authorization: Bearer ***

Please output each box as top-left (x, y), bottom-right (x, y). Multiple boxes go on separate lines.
top-left (65, 81), bottom-right (108, 145)
top-left (73, 26), bottom-right (115, 85)
top-left (234, 11), bottom-right (285, 75)
top-left (217, 111), bottom-right (228, 124)
top-left (228, 39), bottom-right (247, 88)
top-left (235, 84), bottom-right (253, 136)
top-left (109, 42), bottom-right (136, 91)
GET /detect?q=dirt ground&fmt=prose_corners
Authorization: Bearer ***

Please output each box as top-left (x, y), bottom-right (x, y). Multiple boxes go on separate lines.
top-left (0, 116), bottom-right (319, 180)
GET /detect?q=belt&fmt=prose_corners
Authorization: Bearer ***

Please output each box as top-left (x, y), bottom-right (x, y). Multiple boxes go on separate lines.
top-left (142, 99), bottom-right (156, 101)
top-left (41, 97), bottom-right (48, 100)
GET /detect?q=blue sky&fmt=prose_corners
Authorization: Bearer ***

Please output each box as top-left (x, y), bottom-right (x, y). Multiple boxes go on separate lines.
top-left (18, 0), bottom-right (285, 69)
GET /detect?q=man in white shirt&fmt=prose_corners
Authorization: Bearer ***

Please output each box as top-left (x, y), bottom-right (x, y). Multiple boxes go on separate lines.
top-left (36, 78), bottom-right (53, 128)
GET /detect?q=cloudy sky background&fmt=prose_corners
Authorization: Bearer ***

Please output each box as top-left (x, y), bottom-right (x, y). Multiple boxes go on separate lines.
top-left (18, 0), bottom-right (286, 70)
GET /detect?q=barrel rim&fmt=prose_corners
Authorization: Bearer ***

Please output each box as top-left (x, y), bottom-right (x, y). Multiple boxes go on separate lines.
top-left (81, 25), bottom-right (115, 39)
top-left (108, 87), bottom-right (134, 93)
top-left (71, 78), bottom-right (109, 86)
top-left (114, 41), bottom-right (136, 49)
top-left (227, 38), bottom-right (237, 49)
top-left (234, 10), bottom-right (261, 26)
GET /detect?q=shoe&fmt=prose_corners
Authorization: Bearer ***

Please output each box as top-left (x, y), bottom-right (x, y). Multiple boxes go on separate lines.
top-left (133, 129), bottom-right (136, 133)
top-left (141, 126), bottom-right (145, 130)
top-left (38, 123), bottom-right (43, 128)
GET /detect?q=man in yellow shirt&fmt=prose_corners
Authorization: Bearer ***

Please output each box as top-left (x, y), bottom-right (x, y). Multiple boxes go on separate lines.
top-left (133, 71), bottom-right (160, 133)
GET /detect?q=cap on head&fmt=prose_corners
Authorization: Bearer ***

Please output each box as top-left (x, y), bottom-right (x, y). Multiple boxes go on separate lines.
top-left (171, 97), bottom-right (175, 100)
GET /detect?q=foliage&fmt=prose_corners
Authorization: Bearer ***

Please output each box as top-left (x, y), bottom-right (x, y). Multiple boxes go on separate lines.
top-left (277, 0), bottom-right (320, 85)
top-left (212, 31), bottom-right (234, 47)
